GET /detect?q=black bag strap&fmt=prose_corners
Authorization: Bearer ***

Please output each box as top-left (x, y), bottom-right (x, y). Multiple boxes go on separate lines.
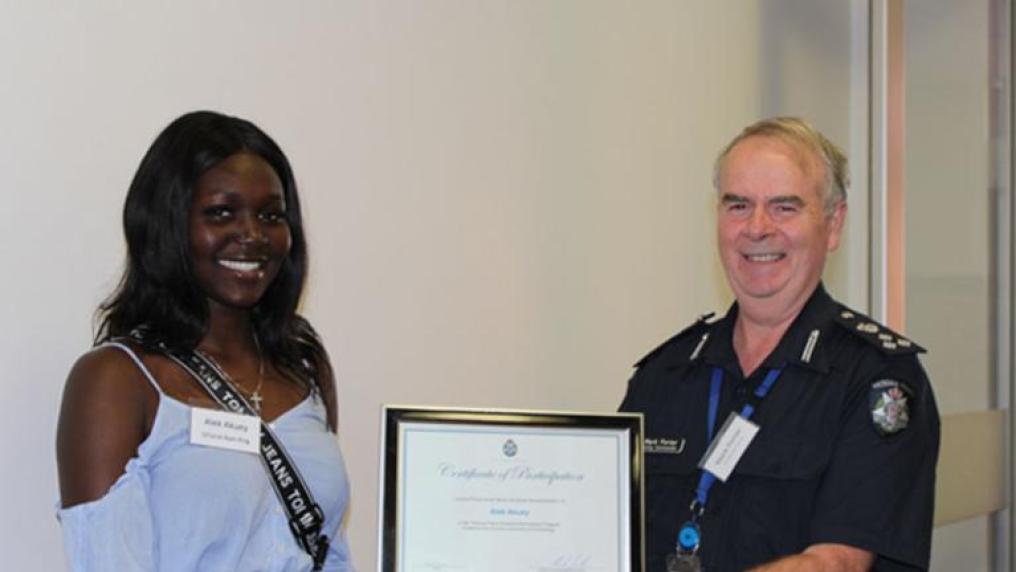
top-left (160, 345), bottom-right (330, 570)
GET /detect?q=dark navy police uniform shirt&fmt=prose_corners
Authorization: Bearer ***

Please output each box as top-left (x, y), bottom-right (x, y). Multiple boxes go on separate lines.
top-left (620, 285), bottom-right (940, 571)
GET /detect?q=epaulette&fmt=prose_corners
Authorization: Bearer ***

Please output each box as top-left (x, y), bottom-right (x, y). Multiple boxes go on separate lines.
top-left (833, 307), bottom-right (925, 355)
top-left (634, 312), bottom-right (715, 368)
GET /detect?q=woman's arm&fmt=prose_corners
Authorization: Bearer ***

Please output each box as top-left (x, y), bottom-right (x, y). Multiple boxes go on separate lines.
top-left (57, 346), bottom-right (153, 507)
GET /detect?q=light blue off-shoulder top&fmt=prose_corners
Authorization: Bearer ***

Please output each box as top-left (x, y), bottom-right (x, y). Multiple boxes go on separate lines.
top-left (57, 342), bottom-right (354, 571)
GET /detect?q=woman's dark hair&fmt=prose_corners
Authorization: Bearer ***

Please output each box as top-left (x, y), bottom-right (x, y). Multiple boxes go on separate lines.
top-left (97, 110), bottom-right (327, 388)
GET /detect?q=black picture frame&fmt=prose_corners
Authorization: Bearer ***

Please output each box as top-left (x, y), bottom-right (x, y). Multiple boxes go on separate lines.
top-left (378, 406), bottom-right (644, 572)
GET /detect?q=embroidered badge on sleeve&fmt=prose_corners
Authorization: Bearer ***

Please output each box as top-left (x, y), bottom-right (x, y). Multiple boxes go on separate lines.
top-left (869, 379), bottom-right (912, 435)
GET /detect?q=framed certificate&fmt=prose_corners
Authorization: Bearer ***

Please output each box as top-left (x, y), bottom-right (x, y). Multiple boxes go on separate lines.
top-left (377, 406), bottom-right (644, 572)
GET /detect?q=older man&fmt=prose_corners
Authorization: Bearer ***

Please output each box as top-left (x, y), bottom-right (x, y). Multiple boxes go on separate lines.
top-left (620, 117), bottom-right (939, 571)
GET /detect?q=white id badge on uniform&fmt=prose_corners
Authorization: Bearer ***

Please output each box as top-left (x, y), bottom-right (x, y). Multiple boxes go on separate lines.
top-left (698, 413), bottom-right (760, 482)
top-left (190, 407), bottom-right (261, 454)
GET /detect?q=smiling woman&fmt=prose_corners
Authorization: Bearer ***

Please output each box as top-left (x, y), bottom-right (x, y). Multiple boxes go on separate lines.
top-left (55, 111), bottom-right (354, 571)
top-left (189, 153), bottom-right (293, 312)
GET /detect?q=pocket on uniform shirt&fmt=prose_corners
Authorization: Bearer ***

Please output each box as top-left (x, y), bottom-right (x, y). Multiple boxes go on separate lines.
top-left (644, 446), bottom-right (701, 476)
top-left (734, 426), bottom-right (833, 480)
top-left (725, 430), bottom-right (834, 561)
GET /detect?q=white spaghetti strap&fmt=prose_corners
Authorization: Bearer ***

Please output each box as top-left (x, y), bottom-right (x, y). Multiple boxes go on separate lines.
top-left (104, 341), bottom-right (165, 394)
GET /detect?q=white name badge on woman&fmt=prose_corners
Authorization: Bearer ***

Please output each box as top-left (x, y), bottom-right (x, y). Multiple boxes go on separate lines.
top-left (190, 407), bottom-right (261, 454)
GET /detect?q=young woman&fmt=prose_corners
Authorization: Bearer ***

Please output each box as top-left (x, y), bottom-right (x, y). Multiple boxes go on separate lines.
top-left (56, 111), bottom-right (353, 571)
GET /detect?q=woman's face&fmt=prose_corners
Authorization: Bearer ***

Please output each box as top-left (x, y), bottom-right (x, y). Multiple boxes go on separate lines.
top-left (188, 153), bottom-right (292, 313)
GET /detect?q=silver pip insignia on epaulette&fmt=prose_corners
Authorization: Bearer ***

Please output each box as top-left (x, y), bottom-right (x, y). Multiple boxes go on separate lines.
top-left (835, 309), bottom-right (923, 354)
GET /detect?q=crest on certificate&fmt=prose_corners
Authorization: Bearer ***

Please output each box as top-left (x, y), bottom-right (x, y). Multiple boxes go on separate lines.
top-left (502, 438), bottom-right (518, 457)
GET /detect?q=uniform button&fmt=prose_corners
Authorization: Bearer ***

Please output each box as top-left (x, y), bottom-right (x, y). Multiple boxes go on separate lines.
top-left (735, 386), bottom-right (748, 397)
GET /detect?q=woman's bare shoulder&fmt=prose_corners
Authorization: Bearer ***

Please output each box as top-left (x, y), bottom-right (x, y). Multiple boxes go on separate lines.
top-left (57, 344), bottom-right (156, 507)
top-left (68, 343), bottom-right (148, 385)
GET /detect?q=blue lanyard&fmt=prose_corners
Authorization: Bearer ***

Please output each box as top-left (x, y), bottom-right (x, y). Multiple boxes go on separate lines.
top-left (694, 366), bottom-right (783, 508)
top-left (674, 365), bottom-right (785, 560)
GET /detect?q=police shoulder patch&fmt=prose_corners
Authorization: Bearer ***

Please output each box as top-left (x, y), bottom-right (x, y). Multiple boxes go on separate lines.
top-left (833, 307), bottom-right (925, 356)
top-left (869, 379), bottom-right (912, 436)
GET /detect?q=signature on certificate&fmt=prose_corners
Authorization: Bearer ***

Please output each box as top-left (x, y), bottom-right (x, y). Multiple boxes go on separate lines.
top-left (536, 554), bottom-right (594, 571)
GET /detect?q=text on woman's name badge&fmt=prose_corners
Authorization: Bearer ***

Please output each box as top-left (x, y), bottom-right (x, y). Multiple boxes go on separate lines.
top-left (190, 408), bottom-right (260, 454)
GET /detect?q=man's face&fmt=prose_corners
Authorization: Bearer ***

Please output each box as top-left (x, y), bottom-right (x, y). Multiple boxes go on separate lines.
top-left (716, 136), bottom-right (845, 314)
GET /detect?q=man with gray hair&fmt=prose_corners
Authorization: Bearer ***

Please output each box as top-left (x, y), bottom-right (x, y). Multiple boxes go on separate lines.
top-left (620, 117), bottom-right (939, 571)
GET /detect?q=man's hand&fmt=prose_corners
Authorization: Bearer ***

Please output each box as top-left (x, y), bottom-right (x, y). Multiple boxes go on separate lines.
top-left (747, 543), bottom-right (874, 572)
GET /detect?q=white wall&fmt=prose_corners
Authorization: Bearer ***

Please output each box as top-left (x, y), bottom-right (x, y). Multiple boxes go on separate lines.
top-left (0, 2), bottom-right (859, 569)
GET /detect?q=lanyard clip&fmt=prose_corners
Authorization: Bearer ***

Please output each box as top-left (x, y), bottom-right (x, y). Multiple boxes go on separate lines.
top-left (688, 499), bottom-right (704, 520)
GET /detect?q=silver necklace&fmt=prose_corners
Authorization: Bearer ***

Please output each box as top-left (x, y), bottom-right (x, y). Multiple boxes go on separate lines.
top-left (249, 335), bottom-right (265, 414)
top-left (197, 336), bottom-right (265, 415)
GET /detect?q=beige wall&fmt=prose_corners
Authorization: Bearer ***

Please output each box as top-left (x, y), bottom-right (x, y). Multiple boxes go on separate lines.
top-left (1, 2), bottom-right (862, 570)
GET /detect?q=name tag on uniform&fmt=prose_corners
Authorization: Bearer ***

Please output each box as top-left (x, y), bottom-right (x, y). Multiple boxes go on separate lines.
top-left (698, 413), bottom-right (759, 482)
top-left (190, 407), bottom-right (260, 454)
top-left (645, 436), bottom-right (687, 455)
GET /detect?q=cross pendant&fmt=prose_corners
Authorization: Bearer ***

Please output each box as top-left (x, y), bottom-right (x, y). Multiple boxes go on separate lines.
top-left (250, 391), bottom-right (263, 415)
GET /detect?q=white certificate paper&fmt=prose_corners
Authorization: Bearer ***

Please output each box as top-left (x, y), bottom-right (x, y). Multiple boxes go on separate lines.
top-left (379, 408), bottom-right (641, 572)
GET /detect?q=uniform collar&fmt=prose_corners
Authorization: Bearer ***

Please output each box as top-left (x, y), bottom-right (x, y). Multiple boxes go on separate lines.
top-left (697, 284), bottom-right (836, 377)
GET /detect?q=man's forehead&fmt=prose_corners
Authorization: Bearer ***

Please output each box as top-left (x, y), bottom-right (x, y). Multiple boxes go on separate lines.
top-left (718, 135), bottom-right (825, 195)
top-left (723, 135), bottom-right (823, 178)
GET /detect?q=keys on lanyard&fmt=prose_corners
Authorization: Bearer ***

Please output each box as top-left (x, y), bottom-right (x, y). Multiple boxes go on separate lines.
top-left (666, 553), bottom-right (702, 572)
